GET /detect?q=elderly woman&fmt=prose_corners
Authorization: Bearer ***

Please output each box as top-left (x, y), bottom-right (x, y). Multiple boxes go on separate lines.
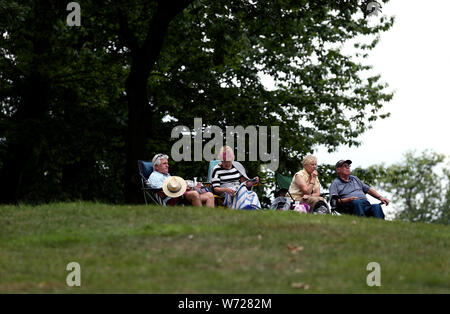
top-left (211, 146), bottom-right (261, 209)
top-left (288, 155), bottom-right (327, 211)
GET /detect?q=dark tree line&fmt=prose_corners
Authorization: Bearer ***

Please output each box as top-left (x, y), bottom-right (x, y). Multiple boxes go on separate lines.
top-left (0, 0), bottom-right (394, 204)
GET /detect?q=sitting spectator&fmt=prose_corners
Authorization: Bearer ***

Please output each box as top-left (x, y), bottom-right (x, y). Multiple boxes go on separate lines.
top-left (288, 155), bottom-right (329, 213)
top-left (211, 146), bottom-right (261, 210)
top-left (147, 153), bottom-right (214, 207)
top-left (329, 159), bottom-right (389, 219)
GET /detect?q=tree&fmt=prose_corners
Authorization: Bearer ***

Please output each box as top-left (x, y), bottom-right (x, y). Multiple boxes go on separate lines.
top-left (1, 0), bottom-right (395, 204)
top-left (0, 0), bottom-right (62, 203)
top-left (371, 150), bottom-right (450, 224)
top-left (0, 0), bottom-right (127, 203)
top-left (132, 0), bottom-right (395, 198)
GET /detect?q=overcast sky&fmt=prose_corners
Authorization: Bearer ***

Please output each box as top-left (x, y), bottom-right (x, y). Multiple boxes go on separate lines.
top-left (315, 0), bottom-right (450, 169)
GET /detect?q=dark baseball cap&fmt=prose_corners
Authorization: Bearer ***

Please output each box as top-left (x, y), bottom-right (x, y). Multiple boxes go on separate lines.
top-left (335, 159), bottom-right (352, 168)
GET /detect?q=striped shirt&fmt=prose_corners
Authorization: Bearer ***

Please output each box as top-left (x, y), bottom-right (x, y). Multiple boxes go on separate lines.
top-left (211, 165), bottom-right (242, 189)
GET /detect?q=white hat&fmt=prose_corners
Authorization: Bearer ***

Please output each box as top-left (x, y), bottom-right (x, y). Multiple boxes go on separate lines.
top-left (162, 176), bottom-right (187, 198)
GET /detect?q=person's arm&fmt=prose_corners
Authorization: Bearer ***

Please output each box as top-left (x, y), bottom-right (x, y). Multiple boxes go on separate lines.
top-left (244, 176), bottom-right (259, 188)
top-left (214, 186), bottom-right (235, 196)
top-left (339, 196), bottom-right (359, 204)
top-left (368, 188), bottom-right (390, 205)
top-left (156, 190), bottom-right (167, 199)
top-left (295, 172), bottom-right (316, 197)
top-left (312, 184), bottom-right (320, 197)
top-left (311, 173), bottom-right (321, 197)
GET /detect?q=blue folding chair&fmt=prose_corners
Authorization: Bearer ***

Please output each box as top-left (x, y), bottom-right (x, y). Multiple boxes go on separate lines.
top-left (207, 160), bottom-right (221, 184)
top-left (137, 160), bottom-right (165, 206)
top-left (206, 160), bottom-right (224, 206)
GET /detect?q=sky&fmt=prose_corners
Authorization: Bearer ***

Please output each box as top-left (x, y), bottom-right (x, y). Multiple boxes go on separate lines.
top-left (315, 0), bottom-right (450, 169)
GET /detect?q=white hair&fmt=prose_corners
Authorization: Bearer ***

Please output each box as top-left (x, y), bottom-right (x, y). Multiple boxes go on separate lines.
top-left (302, 155), bottom-right (317, 167)
top-left (217, 146), bottom-right (235, 161)
top-left (152, 153), bottom-right (169, 169)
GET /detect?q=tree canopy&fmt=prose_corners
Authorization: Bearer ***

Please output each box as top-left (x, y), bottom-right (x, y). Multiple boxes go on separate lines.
top-left (0, 0), bottom-right (394, 204)
top-left (369, 151), bottom-right (450, 224)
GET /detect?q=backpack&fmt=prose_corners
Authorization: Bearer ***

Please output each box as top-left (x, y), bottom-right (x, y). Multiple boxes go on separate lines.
top-left (313, 200), bottom-right (331, 215)
top-left (270, 196), bottom-right (292, 211)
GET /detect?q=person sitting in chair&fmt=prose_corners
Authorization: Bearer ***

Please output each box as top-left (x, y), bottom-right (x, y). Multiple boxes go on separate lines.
top-left (288, 155), bottom-right (329, 213)
top-left (211, 146), bottom-right (261, 210)
top-left (147, 154), bottom-right (215, 207)
top-left (329, 159), bottom-right (389, 219)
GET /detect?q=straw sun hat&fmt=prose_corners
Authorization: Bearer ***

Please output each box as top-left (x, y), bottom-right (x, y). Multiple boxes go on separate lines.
top-left (162, 176), bottom-right (187, 198)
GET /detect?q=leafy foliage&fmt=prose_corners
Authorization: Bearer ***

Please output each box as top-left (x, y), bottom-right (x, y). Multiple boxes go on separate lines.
top-left (1, 0), bottom-right (395, 204)
top-left (370, 150), bottom-right (450, 224)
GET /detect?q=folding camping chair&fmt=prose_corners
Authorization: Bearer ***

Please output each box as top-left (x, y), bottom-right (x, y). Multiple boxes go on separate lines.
top-left (206, 160), bottom-right (225, 207)
top-left (274, 172), bottom-right (295, 202)
top-left (274, 172), bottom-right (339, 214)
top-left (275, 172), bottom-right (332, 201)
top-left (137, 160), bottom-right (165, 206)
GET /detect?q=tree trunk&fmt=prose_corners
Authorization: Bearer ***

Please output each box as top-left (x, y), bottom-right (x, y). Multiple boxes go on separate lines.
top-left (122, 0), bottom-right (194, 203)
top-left (124, 56), bottom-right (152, 203)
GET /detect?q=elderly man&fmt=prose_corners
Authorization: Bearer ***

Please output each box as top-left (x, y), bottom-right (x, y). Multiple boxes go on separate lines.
top-left (147, 153), bottom-right (214, 207)
top-left (329, 160), bottom-right (389, 219)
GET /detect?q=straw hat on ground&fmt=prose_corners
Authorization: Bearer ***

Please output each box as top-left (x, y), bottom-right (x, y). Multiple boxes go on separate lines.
top-left (162, 176), bottom-right (187, 198)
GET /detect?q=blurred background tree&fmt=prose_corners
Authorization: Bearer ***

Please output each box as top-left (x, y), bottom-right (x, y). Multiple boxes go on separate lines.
top-left (369, 150), bottom-right (449, 224)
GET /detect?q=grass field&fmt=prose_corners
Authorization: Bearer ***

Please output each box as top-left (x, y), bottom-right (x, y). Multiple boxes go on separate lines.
top-left (0, 202), bottom-right (448, 293)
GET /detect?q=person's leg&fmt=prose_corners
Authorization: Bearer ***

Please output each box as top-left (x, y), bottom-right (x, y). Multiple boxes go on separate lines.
top-left (346, 199), bottom-right (370, 217)
top-left (200, 192), bottom-right (215, 208)
top-left (306, 196), bottom-right (325, 211)
top-left (184, 191), bottom-right (202, 206)
top-left (369, 204), bottom-right (385, 219)
top-left (166, 196), bottom-right (183, 206)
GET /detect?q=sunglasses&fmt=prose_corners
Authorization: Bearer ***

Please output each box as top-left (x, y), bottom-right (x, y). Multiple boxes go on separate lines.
top-left (153, 154), bottom-right (168, 164)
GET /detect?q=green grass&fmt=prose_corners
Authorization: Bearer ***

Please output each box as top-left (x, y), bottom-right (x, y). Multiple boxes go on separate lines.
top-left (0, 202), bottom-right (449, 293)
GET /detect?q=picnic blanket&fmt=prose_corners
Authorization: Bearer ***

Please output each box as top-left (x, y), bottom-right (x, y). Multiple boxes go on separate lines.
top-left (223, 182), bottom-right (261, 210)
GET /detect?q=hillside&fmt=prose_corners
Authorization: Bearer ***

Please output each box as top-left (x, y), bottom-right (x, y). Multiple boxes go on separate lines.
top-left (0, 202), bottom-right (448, 293)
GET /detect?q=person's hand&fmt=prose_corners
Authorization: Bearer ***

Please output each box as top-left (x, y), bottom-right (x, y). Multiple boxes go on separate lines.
top-left (302, 194), bottom-right (310, 200)
top-left (226, 188), bottom-right (235, 196)
top-left (311, 170), bottom-right (318, 178)
top-left (245, 177), bottom-right (259, 188)
top-left (379, 197), bottom-right (390, 206)
top-left (344, 196), bottom-right (358, 203)
top-left (157, 190), bottom-right (167, 198)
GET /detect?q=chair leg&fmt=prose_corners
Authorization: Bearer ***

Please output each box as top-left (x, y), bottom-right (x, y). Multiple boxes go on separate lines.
top-left (143, 191), bottom-right (148, 205)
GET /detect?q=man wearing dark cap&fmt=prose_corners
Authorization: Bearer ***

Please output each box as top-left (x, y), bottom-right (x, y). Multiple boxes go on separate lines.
top-left (329, 160), bottom-right (389, 219)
